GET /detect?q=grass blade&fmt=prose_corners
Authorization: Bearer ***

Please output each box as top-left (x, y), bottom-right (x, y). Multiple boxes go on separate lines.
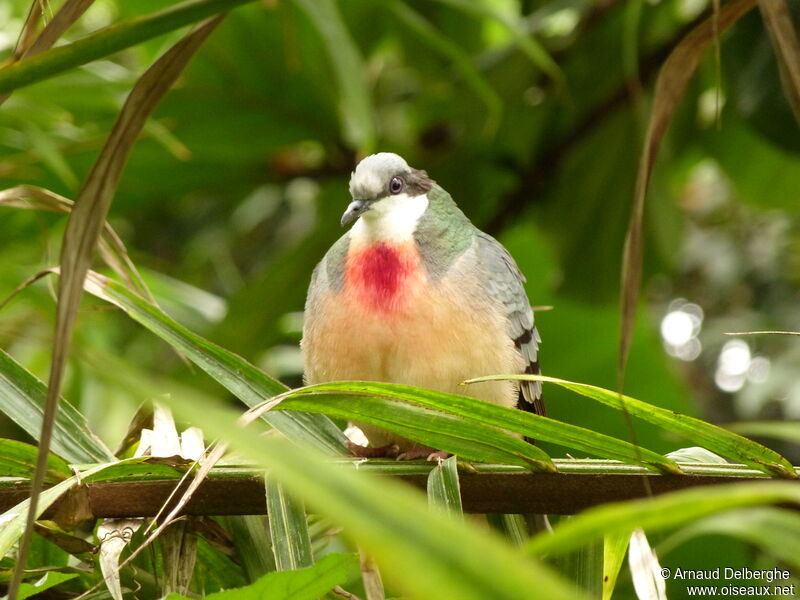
top-left (0, 462), bottom-right (117, 559)
top-left (618, 0), bottom-right (756, 378)
top-left (294, 0), bottom-right (376, 152)
top-left (0, 439), bottom-right (71, 483)
top-left (165, 553), bottom-right (358, 600)
top-left (287, 381), bottom-right (679, 474)
top-left (526, 480), bottom-right (800, 557)
top-left (83, 271), bottom-right (347, 455)
top-left (602, 532), bottom-right (630, 600)
top-left (0, 347), bottom-right (113, 463)
top-left (757, 0), bottom-right (800, 126)
top-left (0, 0), bottom-right (259, 94)
top-left (657, 507), bottom-right (800, 571)
top-left (726, 421), bottom-right (800, 443)
top-left (156, 387), bottom-right (587, 600)
top-left (9, 17), bottom-right (225, 599)
top-left (427, 456), bottom-right (463, 517)
top-left (468, 374), bottom-right (795, 478)
top-left (274, 392), bottom-right (555, 471)
top-left (266, 477), bottom-right (314, 571)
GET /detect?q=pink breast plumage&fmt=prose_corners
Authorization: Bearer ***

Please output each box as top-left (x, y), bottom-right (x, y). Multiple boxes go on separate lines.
top-left (345, 242), bottom-right (418, 313)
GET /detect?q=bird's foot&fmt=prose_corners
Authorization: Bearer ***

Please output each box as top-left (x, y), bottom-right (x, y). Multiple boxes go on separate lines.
top-left (396, 449), bottom-right (451, 462)
top-left (346, 441), bottom-right (401, 459)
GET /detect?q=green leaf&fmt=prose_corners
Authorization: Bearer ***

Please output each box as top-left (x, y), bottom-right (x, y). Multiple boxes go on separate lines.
top-left (156, 384), bottom-right (585, 600)
top-left (468, 374), bottom-right (795, 478)
top-left (726, 420), bottom-right (800, 443)
top-left (266, 477), bottom-right (314, 571)
top-left (0, 439), bottom-right (71, 483)
top-left (0, 0), bottom-right (260, 94)
top-left (82, 271), bottom-right (347, 455)
top-left (294, 0), bottom-right (376, 152)
top-left (286, 381), bottom-right (678, 474)
top-left (166, 553), bottom-right (357, 600)
top-left (0, 347), bottom-right (113, 464)
top-left (222, 516), bottom-right (276, 582)
top-left (276, 393), bottom-right (554, 471)
top-left (527, 480), bottom-right (800, 557)
top-left (0, 462), bottom-right (116, 559)
top-left (602, 533), bottom-right (630, 600)
top-left (658, 507), bottom-right (800, 571)
top-left (427, 456), bottom-right (463, 517)
top-left (14, 571), bottom-right (78, 600)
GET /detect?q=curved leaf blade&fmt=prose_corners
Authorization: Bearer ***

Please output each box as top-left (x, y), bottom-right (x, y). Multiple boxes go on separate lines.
top-left (468, 374), bottom-right (795, 478)
top-left (289, 382), bottom-right (680, 474)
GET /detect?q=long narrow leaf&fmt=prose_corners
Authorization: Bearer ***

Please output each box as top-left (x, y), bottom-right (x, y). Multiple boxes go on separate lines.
top-left (0, 0), bottom-right (259, 94)
top-left (618, 0), bottom-right (756, 377)
top-left (83, 271), bottom-right (347, 455)
top-left (284, 381), bottom-right (679, 474)
top-left (527, 480), bottom-right (800, 557)
top-left (0, 347), bottom-right (113, 463)
top-left (266, 477), bottom-right (314, 571)
top-left (10, 17), bottom-right (225, 599)
top-left (0, 461), bottom-right (117, 559)
top-left (155, 385), bottom-right (587, 600)
top-left (0, 439), bottom-right (71, 483)
top-left (427, 456), bottom-right (463, 517)
top-left (275, 393), bottom-right (555, 471)
top-left (468, 374), bottom-right (795, 477)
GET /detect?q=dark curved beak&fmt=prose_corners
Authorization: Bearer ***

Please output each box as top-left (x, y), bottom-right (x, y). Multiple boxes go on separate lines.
top-left (341, 200), bottom-right (369, 227)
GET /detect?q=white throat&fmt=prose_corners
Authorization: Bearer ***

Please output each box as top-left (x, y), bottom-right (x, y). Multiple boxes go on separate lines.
top-left (351, 193), bottom-right (429, 245)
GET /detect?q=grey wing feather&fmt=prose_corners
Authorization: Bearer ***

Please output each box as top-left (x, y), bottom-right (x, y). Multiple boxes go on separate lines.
top-left (475, 231), bottom-right (545, 416)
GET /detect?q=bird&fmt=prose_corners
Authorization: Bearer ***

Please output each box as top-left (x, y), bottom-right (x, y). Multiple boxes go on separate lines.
top-left (301, 152), bottom-right (542, 459)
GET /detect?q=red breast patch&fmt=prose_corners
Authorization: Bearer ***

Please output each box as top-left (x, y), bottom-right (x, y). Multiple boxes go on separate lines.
top-left (346, 243), bottom-right (416, 312)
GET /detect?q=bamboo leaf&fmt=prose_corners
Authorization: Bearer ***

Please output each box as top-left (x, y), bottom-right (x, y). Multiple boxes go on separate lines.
top-left (10, 17), bottom-right (226, 598)
top-left (0, 461), bottom-right (116, 559)
top-left (658, 507), bottom-right (800, 571)
top-left (427, 456), bottom-right (463, 517)
top-left (0, 0), bottom-right (96, 106)
top-left (266, 477), bottom-right (314, 571)
top-left (155, 387), bottom-right (586, 600)
top-left (468, 374), bottom-right (795, 478)
top-left (726, 421), bottom-right (800, 443)
top-left (14, 572), bottom-right (78, 600)
top-left (0, 439), bottom-right (71, 483)
top-left (527, 480), bottom-right (800, 557)
top-left (0, 0), bottom-right (260, 94)
top-left (602, 533), bottom-right (630, 600)
top-left (0, 347), bottom-right (113, 464)
top-left (83, 271), bottom-right (347, 455)
top-left (221, 516), bottom-right (276, 581)
top-left (165, 553), bottom-right (359, 600)
top-left (618, 0), bottom-right (756, 378)
top-left (275, 393), bottom-right (555, 471)
top-left (758, 0), bottom-right (800, 126)
top-left (294, 0), bottom-right (376, 152)
top-left (285, 381), bottom-right (679, 474)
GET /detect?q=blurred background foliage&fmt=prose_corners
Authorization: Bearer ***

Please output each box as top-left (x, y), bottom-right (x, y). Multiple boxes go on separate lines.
top-left (0, 0), bottom-right (799, 597)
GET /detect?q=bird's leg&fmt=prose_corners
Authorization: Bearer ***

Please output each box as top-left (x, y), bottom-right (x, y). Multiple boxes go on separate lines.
top-left (396, 448), bottom-right (451, 461)
top-left (345, 441), bottom-right (401, 459)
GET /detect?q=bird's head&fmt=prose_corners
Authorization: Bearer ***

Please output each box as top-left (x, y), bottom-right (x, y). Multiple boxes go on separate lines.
top-left (342, 153), bottom-right (435, 228)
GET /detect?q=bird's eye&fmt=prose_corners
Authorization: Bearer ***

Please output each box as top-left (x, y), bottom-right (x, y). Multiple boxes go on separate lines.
top-left (389, 176), bottom-right (404, 195)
